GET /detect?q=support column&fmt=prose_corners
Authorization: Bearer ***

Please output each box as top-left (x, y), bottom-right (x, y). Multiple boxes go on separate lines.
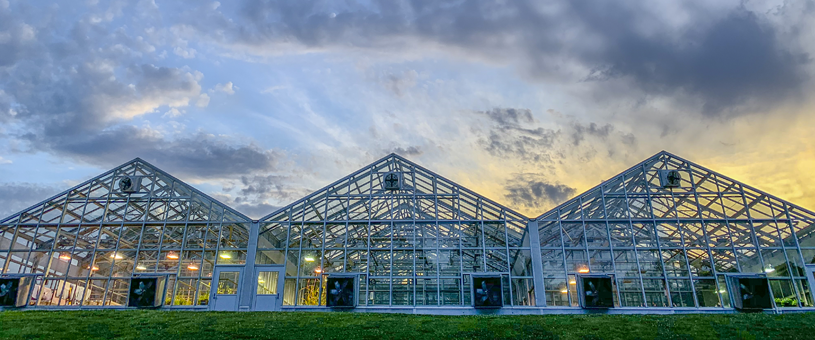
top-left (239, 220), bottom-right (261, 310)
top-left (528, 219), bottom-right (546, 307)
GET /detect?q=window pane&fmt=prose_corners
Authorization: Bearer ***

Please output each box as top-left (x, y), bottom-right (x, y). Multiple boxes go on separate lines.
top-left (643, 279), bottom-right (669, 307)
top-left (257, 271), bottom-right (279, 295)
top-left (693, 279), bottom-right (721, 307)
top-left (297, 278), bottom-right (321, 306)
top-left (440, 278), bottom-right (461, 306)
top-left (770, 279), bottom-right (797, 308)
top-left (668, 279), bottom-right (694, 307)
top-left (544, 277), bottom-right (569, 307)
top-left (416, 278), bottom-right (438, 306)
top-left (217, 271), bottom-right (240, 295)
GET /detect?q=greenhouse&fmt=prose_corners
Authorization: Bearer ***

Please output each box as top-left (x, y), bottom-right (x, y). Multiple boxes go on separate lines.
top-left (1, 151), bottom-right (814, 314)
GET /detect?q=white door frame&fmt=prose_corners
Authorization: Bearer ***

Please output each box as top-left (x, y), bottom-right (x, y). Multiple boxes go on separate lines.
top-left (210, 266), bottom-right (244, 311)
top-left (252, 265), bottom-right (285, 311)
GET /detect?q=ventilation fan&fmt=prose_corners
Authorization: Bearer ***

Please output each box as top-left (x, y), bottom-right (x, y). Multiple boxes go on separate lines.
top-left (118, 176), bottom-right (142, 193)
top-left (325, 275), bottom-right (356, 308)
top-left (383, 172), bottom-right (402, 191)
top-left (658, 170), bottom-right (682, 188)
top-left (128, 276), bottom-right (166, 308)
top-left (726, 275), bottom-right (772, 310)
top-left (473, 275), bottom-right (503, 308)
top-left (579, 275), bottom-right (614, 308)
top-left (0, 275), bottom-right (34, 307)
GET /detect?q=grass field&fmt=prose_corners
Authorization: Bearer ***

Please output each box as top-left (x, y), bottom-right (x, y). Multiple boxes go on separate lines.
top-left (1, 310), bottom-right (814, 340)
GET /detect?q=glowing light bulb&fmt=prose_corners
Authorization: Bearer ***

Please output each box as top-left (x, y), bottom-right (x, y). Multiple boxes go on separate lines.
top-left (110, 252), bottom-right (124, 260)
top-left (59, 253), bottom-right (72, 261)
top-left (219, 252), bottom-right (232, 259)
top-left (304, 256), bottom-right (315, 262)
top-left (314, 268), bottom-right (322, 273)
top-left (569, 280), bottom-right (576, 285)
top-left (578, 268), bottom-right (590, 274)
top-left (187, 264), bottom-right (199, 270)
top-left (764, 267), bottom-right (775, 273)
top-left (166, 252), bottom-right (179, 260)
top-left (560, 288), bottom-right (568, 294)
top-left (136, 265), bottom-right (147, 271)
top-left (89, 265), bottom-right (99, 271)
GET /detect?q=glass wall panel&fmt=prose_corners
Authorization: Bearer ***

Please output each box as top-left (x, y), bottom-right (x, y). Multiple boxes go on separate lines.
top-left (693, 279), bottom-right (720, 307)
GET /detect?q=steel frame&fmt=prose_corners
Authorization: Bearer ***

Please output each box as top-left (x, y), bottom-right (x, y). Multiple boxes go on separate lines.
top-left (1, 151), bottom-right (814, 314)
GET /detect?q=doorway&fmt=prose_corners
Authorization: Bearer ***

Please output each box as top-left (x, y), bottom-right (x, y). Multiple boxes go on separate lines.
top-left (252, 266), bottom-right (284, 311)
top-left (210, 266), bottom-right (243, 311)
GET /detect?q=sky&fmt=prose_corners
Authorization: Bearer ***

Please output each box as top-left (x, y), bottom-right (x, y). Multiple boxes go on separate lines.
top-left (0, 0), bottom-right (814, 219)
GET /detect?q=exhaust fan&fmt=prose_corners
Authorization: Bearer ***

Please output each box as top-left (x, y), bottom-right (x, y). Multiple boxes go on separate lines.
top-left (473, 275), bottom-right (503, 308)
top-left (726, 275), bottom-right (772, 310)
top-left (658, 170), bottom-right (682, 188)
top-left (325, 275), bottom-right (356, 308)
top-left (383, 172), bottom-right (402, 191)
top-left (128, 276), bottom-right (167, 308)
top-left (118, 176), bottom-right (142, 193)
top-left (0, 275), bottom-right (34, 307)
top-left (579, 275), bottom-right (615, 308)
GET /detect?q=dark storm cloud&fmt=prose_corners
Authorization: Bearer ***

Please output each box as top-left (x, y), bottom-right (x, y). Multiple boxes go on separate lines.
top-left (182, 0), bottom-right (811, 116)
top-left (25, 126), bottom-right (281, 178)
top-left (504, 174), bottom-right (576, 209)
top-left (0, 183), bottom-right (62, 219)
top-left (575, 6), bottom-right (808, 115)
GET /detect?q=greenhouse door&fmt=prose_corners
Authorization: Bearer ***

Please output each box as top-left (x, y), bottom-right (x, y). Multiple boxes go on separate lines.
top-left (211, 267), bottom-right (243, 311)
top-left (252, 266), bottom-right (284, 311)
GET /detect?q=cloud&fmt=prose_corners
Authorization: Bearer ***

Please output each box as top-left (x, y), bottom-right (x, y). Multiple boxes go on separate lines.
top-left (473, 107), bottom-right (640, 165)
top-left (386, 146), bottom-right (423, 157)
top-left (173, 46), bottom-right (197, 59)
top-left (213, 82), bottom-right (236, 94)
top-left (196, 93), bottom-right (210, 107)
top-left (504, 174), bottom-right (577, 210)
top-left (377, 70), bottom-right (418, 97)
top-left (176, 0), bottom-right (812, 116)
top-left (475, 107), bottom-right (559, 162)
top-left (0, 183), bottom-right (62, 219)
top-left (25, 125), bottom-right (282, 179)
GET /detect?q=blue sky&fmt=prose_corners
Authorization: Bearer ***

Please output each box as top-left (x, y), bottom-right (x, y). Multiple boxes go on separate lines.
top-left (1, 0), bottom-right (814, 218)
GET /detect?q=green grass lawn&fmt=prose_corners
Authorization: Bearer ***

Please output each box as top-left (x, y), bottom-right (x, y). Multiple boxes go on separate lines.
top-left (1, 310), bottom-right (814, 340)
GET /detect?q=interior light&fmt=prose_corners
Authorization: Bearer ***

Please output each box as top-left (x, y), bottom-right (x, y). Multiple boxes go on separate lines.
top-left (578, 268), bottom-right (590, 274)
top-left (89, 265), bottom-right (99, 271)
top-left (719, 289), bottom-right (727, 294)
top-left (569, 280), bottom-right (576, 285)
top-left (136, 265), bottom-right (147, 271)
top-left (560, 288), bottom-right (568, 294)
top-left (314, 268), bottom-right (322, 273)
top-left (219, 252), bottom-right (232, 259)
top-left (187, 264), bottom-right (199, 271)
top-left (59, 253), bottom-right (72, 261)
top-left (304, 256), bottom-right (315, 262)
top-left (110, 252), bottom-right (124, 260)
top-left (166, 252), bottom-right (179, 260)
top-left (764, 267), bottom-right (775, 273)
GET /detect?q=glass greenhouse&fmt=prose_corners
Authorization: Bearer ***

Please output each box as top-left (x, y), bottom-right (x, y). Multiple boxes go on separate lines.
top-left (1, 151), bottom-right (814, 314)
